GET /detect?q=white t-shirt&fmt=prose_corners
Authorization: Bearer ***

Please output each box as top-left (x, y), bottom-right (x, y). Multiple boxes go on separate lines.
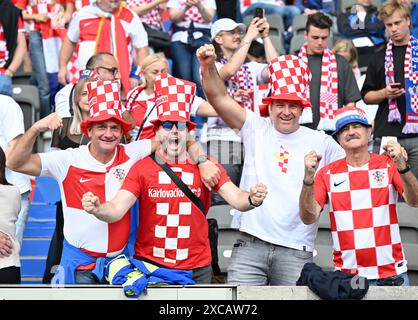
top-left (39, 140), bottom-right (151, 256)
top-left (67, 3), bottom-right (148, 70)
top-left (206, 61), bottom-right (268, 142)
top-left (231, 110), bottom-right (345, 251)
top-left (0, 95), bottom-right (31, 194)
top-left (55, 83), bottom-right (74, 118)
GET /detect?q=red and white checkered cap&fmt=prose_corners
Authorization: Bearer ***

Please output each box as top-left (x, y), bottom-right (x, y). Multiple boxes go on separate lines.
top-left (150, 72), bottom-right (196, 129)
top-left (262, 55), bottom-right (311, 107)
top-left (80, 80), bottom-right (132, 136)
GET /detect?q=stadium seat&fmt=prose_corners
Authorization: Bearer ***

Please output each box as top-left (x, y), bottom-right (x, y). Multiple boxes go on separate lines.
top-left (270, 34), bottom-right (287, 55)
top-left (12, 65), bottom-right (32, 85)
top-left (217, 229), bottom-right (240, 273)
top-left (289, 33), bottom-right (305, 54)
top-left (291, 14), bottom-right (307, 35)
top-left (265, 13), bottom-right (285, 35)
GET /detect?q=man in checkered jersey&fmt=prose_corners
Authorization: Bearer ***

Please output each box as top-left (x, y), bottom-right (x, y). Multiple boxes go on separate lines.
top-left (300, 106), bottom-right (418, 286)
top-left (198, 46), bottom-right (345, 285)
top-left (82, 73), bottom-right (268, 283)
top-left (7, 79), bottom-right (221, 284)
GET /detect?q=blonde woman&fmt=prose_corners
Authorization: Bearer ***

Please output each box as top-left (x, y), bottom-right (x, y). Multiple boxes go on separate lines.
top-left (333, 39), bottom-right (361, 80)
top-left (125, 53), bottom-right (216, 141)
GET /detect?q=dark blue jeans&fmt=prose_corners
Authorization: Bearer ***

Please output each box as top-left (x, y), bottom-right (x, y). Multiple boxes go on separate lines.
top-left (170, 37), bottom-right (210, 98)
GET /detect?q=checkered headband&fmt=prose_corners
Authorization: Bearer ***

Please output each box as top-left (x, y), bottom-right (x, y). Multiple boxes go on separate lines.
top-left (151, 72), bottom-right (196, 128)
top-left (262, 55), bottom-right (311, 107)
top-left (80, 80), bottom-right (132, 136)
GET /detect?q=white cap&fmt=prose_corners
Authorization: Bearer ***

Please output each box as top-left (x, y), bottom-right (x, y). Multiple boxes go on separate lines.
top-left (210, 18), bottom-right (246, 40)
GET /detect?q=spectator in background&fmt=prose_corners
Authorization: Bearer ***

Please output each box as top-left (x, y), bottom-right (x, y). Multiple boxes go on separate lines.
top-left (199, 46), bottom-right (345, 286)
top-left (17, 0), bottom-right (67, 119)
top-left (240, 0), bottom-right (301, 31)
top-left (0, 95), bottom-right (31, 248)
top-left (294, 0), bottom-right (336, 16)
top-left (0, 146), bottom-right (21, 284)
top-left (300, 106), bottom-right (418, 286)
top-left (0, 0), bottom-right (27, 97)
top-left (361, 0), bottom-right (418, 179)
top-left (58, 0), bottom-right (150, 96)
top-left (206, 17), bottom-right (276, 205)
top-left (247, 40), bottom-right (267, 63)
top-left (337, 0), bottom-right (386, 69)
top-left (298, 12), bottom-right (361, 134)
top-left (127, 0), bottom-right (171, 55)
top-left (332, 39), bottom-right (361, 80)
top-left (167, 0), bottom-right (216, 98)
top-left (124, 53), bottom-right (217, 142)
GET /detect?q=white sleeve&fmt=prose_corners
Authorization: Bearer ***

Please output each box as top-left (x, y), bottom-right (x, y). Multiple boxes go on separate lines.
top-left (129, 14), bottom-right (148, 49)
top-left (66, 13), bottom-right (81, 43)
top-left (124, 139), bottom-right (152, 162)
top-left (204, 0), bottom-right (217, 9)
top-left (39, 149), bottom-right (72, 180)
top-left (247, 61), bottom-right (268, 84)
top-left (54, 85), bottom-right (72, 118)
top-left (167, 0), bottom-right (180, 9)
top-left (323, 135), bottom-right (346, 164)
top-left (190, 96), bottom-right (205, 116)
top-left (3, 98), bottom-right (25, 143)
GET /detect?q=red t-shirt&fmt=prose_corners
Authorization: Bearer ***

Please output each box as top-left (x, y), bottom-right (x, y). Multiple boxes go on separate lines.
top-left (122, 155), bottom-right (230, 270)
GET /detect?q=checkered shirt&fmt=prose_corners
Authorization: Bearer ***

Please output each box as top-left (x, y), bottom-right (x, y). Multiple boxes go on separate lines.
top-left (0, 25), bottom-right (9, 71)
top-left (178, 0), bottom-right (206, 24)
top-left (314, 154), bottom-right (407, 280)
top-left (154, 72), bottom-right (196, 122)
top-left (127, 0), bottom-right (162, 29)
top-left (87, 80), bottom-right (123, 119)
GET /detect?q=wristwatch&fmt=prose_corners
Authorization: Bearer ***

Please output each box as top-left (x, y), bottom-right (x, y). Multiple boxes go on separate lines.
top-left (398, 164), bottom-right (411, 174)
top-left (248, 195), bottom-right (262, 207)
top-left (196, 154), bottom-right (208, 165)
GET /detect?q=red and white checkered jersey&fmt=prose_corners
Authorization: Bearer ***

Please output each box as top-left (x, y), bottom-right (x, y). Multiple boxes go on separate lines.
top-left (122, 156), bottom-right (230, 269)
top-left (168, 0), bottom-right (216, 43)
top-left (39, 140), bottom-right (151, 257)
top-left (67, 4), bottom-right (148, 70)
top-left (18, 0), bottom-right (65, 31)
top-left (126, 88), bottom-right (202, 140)
top-left (314, 153), bottom-right (407, 280)
top-left (66, 0), bottom-right (94, 12)
top-left (126, 0), bottom-right (163, 29)
top-left (0, 19), bottom-right (25, 73)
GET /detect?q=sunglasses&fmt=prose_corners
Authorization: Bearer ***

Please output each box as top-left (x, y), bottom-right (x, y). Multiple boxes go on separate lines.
top-left (97, 66), bottom-right (119, 75)
top-left (161, 121), bottom-right (187, 131)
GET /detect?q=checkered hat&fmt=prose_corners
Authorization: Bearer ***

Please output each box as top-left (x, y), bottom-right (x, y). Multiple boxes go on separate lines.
top-left (262, 55), bottom-right (311, 107)
top-left (150, 72), bottom-right (196, 129)
top-left (332, 106), bottom-right (372, 136)
top-left (80, 80), bottom-right (132, 136)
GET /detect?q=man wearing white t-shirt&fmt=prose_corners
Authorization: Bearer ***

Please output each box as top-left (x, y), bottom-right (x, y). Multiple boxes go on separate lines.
top-left (300, 106), bottom-right (418, 286)
top-left (199, 46), bottom-right (345, 285)
top-left (0, 95), bottom-right (31, 248)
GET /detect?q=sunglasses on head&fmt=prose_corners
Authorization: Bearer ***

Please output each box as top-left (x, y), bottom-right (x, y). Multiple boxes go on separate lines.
top-left (161, 121), bottom-right (187, 131)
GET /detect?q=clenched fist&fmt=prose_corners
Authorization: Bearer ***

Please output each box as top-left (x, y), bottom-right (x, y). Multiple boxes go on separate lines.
top-left (82, 192), bottom-right (101, 215)
top-left (249, 182), bottom-right (268, 206)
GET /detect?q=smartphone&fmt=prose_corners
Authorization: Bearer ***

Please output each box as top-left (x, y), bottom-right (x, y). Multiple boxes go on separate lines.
top-left (390, 83), bottom-right (402, 89)
top-left (253, 7), bottom-right (265, 19)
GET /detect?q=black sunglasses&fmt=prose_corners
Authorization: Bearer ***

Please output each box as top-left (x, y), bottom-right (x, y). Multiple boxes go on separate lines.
top-left (161, 121), bottom-right (187, 131)
top-left (97, 66), bottom-right (119, 75)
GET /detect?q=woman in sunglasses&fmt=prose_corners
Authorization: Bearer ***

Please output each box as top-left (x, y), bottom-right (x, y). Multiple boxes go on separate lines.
top-left (124, 53), bottom-right (217, 142)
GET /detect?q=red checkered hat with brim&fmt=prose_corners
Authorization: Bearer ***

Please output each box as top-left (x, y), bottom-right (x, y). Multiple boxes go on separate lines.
top-left (150, 72), bottom-right (196, 130)
top-left (80, 80), bottom-right (132, 136)
top-left (262, 55), bottom-right (311, 107)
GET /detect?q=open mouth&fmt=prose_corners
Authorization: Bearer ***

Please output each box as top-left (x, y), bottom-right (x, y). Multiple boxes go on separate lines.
top-left (169, 136), bottom-right (179, 146)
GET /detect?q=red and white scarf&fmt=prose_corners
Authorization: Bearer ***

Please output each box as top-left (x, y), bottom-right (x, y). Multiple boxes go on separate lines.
top-left (385, 36), bottom-right (418, 133)
top-left (220, 57), bottom-right (255, 111)
top-left (298, 43), bottom-right (338, 131)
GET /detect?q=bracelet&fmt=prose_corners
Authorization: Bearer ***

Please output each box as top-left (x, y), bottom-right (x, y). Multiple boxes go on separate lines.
top-left (241, 39), bottom-right (251, 47)
top-left (248, 195), bottom-right (262, 207)
top-left (398, 164), bottom-right (411, 174)
top-left (303, 179), bottom-right (314, 186)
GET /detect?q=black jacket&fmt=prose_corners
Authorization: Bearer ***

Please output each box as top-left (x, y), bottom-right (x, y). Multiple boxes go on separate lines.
top-left (0, 0), bottom-right (22, 69)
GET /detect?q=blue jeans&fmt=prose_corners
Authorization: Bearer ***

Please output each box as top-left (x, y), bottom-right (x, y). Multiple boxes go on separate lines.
top-left (242, 3), bottom-right (301, 30)
top-left (0, 73), bottom-right (12, 96)
top-left (368, 272), bottom-right (409, 286)
top-left (29, 30), bottom-right (51, 119)
top-left (15, 191), bottom-right (30, 246)
top-left (227, 232), bottom-right (313, 285)
top-left (171, 37), bottom-right (210, 98)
